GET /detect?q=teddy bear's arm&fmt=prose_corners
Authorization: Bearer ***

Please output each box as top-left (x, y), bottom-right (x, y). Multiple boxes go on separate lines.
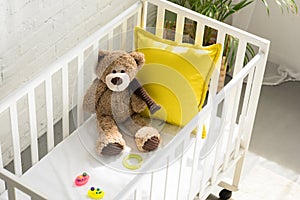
top-left (83, 78), bottom-right (106, 113)
top-left (130, 93), bottom-right (147, 113)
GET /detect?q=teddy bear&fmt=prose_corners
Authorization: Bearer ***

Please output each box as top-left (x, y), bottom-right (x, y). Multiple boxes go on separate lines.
top-left (83, 50), bottom-right (161, 156)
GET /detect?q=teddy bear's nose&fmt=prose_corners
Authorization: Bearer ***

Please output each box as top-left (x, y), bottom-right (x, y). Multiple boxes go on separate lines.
top-left (111, 77), bottom-right (123, 85)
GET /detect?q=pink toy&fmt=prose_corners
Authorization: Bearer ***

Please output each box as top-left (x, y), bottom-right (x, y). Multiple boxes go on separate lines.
top-left (74, 172), bottom-right (89, 186)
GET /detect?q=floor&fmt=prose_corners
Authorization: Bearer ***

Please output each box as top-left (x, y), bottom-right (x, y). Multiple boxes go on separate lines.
top-left (250, 81), bottom-right (300, 173)
top-left (207, 81), bottom-right (300, 199)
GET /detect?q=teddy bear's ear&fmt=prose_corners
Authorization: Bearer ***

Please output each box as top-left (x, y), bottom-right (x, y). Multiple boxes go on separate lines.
top-left (98, 50), bottom-right (109, 63)
top-left (130, 52), bottom-right (145, 68)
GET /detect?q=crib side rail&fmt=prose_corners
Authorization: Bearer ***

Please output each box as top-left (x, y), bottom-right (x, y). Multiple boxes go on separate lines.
top-left (0, 169), bottom-right (46, 200)
top-left (115, 52), bottom-right (268, 200)
top-left (0, 1), bottom-right (143, 198)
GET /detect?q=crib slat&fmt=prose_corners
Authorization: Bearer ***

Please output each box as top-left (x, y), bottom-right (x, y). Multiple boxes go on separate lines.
top-left (45, 77), bottom-right (54, 152)
top-left (240, 67), bottom-right (255, 121)
top-left (210, 98), bottom-right (230, 184)
top-left (175, 14), bottom-right (185, 43)
top-left (195, 22), bottom-right (205, 45)
top-left (234, 67), bottom-right (255, 158)
top-left (0, 145), bottom-right (3, 169)
top-left (233, 40), bottom-right (248, 76)
top-left (156, 6), bottom-right (165, 38)
top-left (234, 68), bottom-right (255, 152)
top-left (223, 41), bottom-right (247, 170)
top-left (223, 87), bottom-right (241, 169)
top-left (198, 157), bottom-right (209, 197)
top-left (10, 103), bottom-right (22, 176)
top-left (137, 4), bottom-right (142, 30)
top-left (77, 54), bottom-right (84, 127)
top-left (62, 64), bottom-right (69, 139)
top-left (141, 0), bottom-right (148, 28)
top-left (108, 31), bottom-right (114, 50)
top-left (0, 144), bottom-right (6, 194)
top-left (176, 142), bottom-right (185, 200)
top-left (163, 157), bottom-right (170, 200)
top-left (134, 187), bottom-right (142, 200)
top-left (121, 20), bottom-right (128, 51)
top-left (28, 89), bottom-right (39, 165)
top-left (188, 121), bottom-right (206, 199)
top-left (208, 30), bottom-right (226, 103)
top-left (149, 172), bottom-right (154, 200)
top-left (234, 115), bottom-right (245, 158)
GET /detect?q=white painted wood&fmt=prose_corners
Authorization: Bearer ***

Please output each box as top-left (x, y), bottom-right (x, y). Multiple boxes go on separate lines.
top-left (233, 41), bottom-right (248, 75)
top-left (45, 77), bottom-right (55, 152)
top-left (208, 30), bottom-right (226, 102)
top-left (195, 22), bottom-right (205, 45)
top-left (10, 103), bottom-right (22, 176)
top-left (108, 31), bottom-right (114, 51)
top-left (149, 172), bottom-right (154, 200)
top-left (198, 157), bottom-right (209, 197)
top-left (188, 121), bottom-right (206, 199)
top-left (28, 89), bottom-right (39, 165)
top-left (240, 67), bottom-right (255, 119)
top-left (62, 64), bottom-right (70, 139)
top-left (163, 157), bottom-right (169, 200)
top-left (223, 41), bottom-right (247, 170)
top-left (175, 14), bottom-right (185, 42)
top-left (234, 67), bottom-right (255, 158)
top-left (0, 145), bottom-right (5, 194)
top-left (211, 98), bottom-right (229, 184)
top-left (77, 54), bottom-right (84, 127)
top-left (176, 142), bottom-right (185, 200)
top-left (137, 5), bottom-right (142, 31)
top-left (0, 145), bottom-right (3, 169)
top-left (241, 48), bottom-right (269, 150)
top-left (121, 21), bottom-right (128, 51)
top-left (134, 187), bottom-right (142, 200)
top-left (156, 6), bottom-right (165, 38)
top-left (0, 168), bottom-right (47, 200)
top-left (141, 0), bottom-right (148, 29)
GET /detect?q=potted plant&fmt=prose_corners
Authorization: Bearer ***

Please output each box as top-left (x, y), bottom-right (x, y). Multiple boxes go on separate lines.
top-left (166, 0), bottom-right (298, 91)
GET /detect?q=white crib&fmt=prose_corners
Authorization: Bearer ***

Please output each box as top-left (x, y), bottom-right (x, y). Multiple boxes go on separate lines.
top-left (0, 0), bottom-right (270, 199)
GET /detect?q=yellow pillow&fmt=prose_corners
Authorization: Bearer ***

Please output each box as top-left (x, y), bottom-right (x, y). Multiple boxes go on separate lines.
top-left (134, 27), bottom-right (221, 126)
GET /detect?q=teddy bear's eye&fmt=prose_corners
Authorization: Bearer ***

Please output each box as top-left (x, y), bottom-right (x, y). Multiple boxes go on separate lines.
top-left (112, 70), bottom-right (117, 73)
top-left (121, 70), bottom-right (125, 73)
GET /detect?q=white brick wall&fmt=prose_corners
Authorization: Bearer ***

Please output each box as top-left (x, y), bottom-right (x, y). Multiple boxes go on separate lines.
top-left (0, 0), bottom-right (138, 166)
top-left (0, 0), bottom-right (137, 99)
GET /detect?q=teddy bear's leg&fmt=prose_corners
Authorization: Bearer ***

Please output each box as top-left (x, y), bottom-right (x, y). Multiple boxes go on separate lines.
top-left (96, 115), bottom-right (126, 156)
top-left (124, 114), bottom-right (160, 152)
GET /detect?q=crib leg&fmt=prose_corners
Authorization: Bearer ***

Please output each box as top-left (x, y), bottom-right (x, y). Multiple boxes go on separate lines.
top-left (218, 155), bottom-right (246, 199)
top-left (232, 154), bottom-right (246, 188)
top-left (219, 189), bottom-right (232, 200)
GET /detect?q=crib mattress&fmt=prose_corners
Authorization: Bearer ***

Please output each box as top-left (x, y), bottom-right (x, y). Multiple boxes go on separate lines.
top-left (0, 116), bottom-right (236, 200)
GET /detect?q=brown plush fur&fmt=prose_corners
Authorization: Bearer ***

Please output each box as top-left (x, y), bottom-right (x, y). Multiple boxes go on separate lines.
top-left (83, 50), bottom-right (160, 155)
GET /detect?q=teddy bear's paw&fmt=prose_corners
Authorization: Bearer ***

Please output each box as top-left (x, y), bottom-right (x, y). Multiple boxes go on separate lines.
top-left (101, 143), bottom-right (124, 156)
top-left (135, 127), bottom-right (160, 152)
top-left (143, 136), bottom-right (160, 151)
